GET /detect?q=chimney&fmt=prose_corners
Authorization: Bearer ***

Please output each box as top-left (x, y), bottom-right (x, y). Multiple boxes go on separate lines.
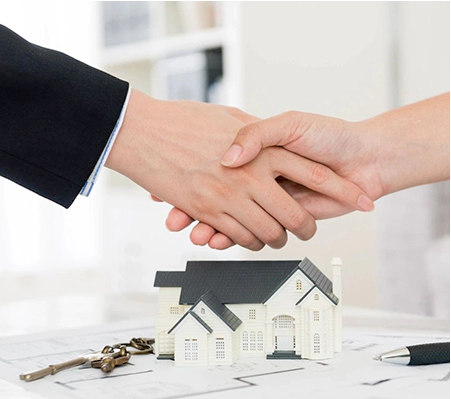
top-left (331, 257), bottom-right (342, 352)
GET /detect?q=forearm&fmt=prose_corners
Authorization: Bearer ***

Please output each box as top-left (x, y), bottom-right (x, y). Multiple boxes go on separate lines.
top-left (362, 93), bottom-right (450, 196)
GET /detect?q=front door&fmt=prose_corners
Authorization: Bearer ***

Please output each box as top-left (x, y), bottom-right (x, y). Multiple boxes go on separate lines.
top-left (273, 315), bottom-right (295, 351)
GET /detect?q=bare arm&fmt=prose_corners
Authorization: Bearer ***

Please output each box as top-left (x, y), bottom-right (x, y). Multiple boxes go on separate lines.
top-left (171, 93), bottom-right (449, 249)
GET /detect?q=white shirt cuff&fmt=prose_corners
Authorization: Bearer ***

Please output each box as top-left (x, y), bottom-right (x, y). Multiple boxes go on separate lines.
top-left (79, 85), bottom-right (131, 197)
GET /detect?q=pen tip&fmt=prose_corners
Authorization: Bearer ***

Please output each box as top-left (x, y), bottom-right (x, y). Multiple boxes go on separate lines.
top-left (373, 355), bottom-right (382, 361)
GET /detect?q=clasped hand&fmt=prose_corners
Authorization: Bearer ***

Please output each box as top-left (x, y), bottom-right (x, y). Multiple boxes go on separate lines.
top-left (127, 94), bottom-right (376, 251)
top-left (106, 91), bottom-right (448, 251)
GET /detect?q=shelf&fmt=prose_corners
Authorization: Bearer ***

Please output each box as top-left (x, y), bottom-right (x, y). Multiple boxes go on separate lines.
top-left (101, 27), bottom-right (226, 68)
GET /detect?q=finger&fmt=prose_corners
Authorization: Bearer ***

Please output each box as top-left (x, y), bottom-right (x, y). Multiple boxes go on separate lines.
top-left (150, 194), bottom-right (164, 202)
top-left (211, 213), bottom-right (265, 251)
top-left (165, 208), bottom-right (195, 232)
top-left (189, 222), bottom-right (216, 246)
top-left (227, 199), bottom-right (288, 249)
top-left (189, 222), bottom-right (236, 249)
top-left (278, 179), bottom-right (354, 219)
top-left (254, 178), bottom-right (317, 241)
top-left (208, 233), bottom-right (236, 250)
top-left (274, 151), bottom-right (374, 211)
top-left (221, 111), bottom-right (305, 167)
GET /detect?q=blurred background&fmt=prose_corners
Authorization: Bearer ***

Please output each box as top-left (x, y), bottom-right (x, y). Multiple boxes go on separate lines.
top-left (0, 1), bottom-right (449, 336)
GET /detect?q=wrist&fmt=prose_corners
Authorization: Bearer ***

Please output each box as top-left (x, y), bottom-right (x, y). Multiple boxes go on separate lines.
top-left (105, 89), bottom-right (160, 190)
top-left (359, 94), bottom-right (450, 196)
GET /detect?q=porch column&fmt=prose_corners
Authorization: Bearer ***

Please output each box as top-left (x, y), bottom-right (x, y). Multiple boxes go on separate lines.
top-left (265, 321), bottom-right (273, 353)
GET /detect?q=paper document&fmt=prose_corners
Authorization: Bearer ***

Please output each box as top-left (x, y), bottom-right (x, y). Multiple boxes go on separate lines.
top-left (0, 320), bottom-right (448, 399)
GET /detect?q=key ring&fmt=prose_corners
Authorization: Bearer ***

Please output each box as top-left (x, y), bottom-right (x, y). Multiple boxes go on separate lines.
top-left (114, 337), bottom-right (154, 355)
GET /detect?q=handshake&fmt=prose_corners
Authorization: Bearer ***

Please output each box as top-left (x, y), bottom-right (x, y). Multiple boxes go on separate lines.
top-left (106, 90), bottom-right (450, 251)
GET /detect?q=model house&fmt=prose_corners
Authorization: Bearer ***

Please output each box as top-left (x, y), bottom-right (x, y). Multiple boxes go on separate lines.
top-left (153, 257), bottom-right (342, 366)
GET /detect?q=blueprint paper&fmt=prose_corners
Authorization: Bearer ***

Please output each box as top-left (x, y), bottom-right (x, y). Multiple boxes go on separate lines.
top-left (0, 320), bottom-right (448, 399)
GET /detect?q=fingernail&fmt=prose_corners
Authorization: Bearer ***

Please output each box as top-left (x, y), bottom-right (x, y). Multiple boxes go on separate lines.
top-left (357, 194), bottom-right (375, 212)
top-left (221, 144), bottom-right (242, 166)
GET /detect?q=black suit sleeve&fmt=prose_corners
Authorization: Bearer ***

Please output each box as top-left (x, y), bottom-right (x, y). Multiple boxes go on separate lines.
top-left (0, 25), bottom-right (129, 208)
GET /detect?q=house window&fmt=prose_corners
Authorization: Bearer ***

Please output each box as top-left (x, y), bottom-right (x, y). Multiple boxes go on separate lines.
top-left (170, 306), bottom-right (180, 315)
top-left (296, 280), bottom-right (302, 291)
top-left (313, 334), bottom-right (320, 354)
top-left (249, 309), bottom-right (256, 320)
top-left (313, 311), bottom-right (320, 322)
top-left (314, 294), bottom-right (319, 301)
top-left (184, 339), bottom-right (198, 361)
top-left (200, 307), bottom-right (205, 315)
top-left (242, 331), bottom-right (249, 351)
top-left (215, 338), bottom-right (225, 359)
top-left (257, 331), bottom-right (264, 351)
top-left (274, 315), bottom-right (293, 329)
top-left (250, 331), bottom-right (256, 351)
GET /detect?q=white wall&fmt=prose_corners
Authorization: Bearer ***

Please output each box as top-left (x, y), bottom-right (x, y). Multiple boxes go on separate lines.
top-left (376, 2), bottom-right (450, 316)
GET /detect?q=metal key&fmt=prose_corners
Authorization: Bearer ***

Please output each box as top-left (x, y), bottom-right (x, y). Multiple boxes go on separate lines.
top-left (19, 345), bottom-right (119, 382)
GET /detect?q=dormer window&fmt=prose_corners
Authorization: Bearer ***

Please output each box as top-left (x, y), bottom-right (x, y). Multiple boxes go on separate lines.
top-left (314, 293), bottom-right (319, 301)
top-left (296, 280), bottom-right (302, 291)
top-left (249, 309), bottom-right (256, 320)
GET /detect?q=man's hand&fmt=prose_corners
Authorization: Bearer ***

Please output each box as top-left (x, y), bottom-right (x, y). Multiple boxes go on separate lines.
top-left (106, 89), bottom-right (373, 251)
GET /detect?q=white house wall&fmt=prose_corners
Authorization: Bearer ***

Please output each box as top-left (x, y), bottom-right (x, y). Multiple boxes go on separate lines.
top-left (171, 316), bottom-right (209, 367)
top-left (264, 270), bottom-right (314, 354)
top-left (157, 287), bottom-right (183, 314)
top-left (192, 302), bottom-right (236, 365)
top-left (265, 270), bottom-right (314, 320)
top-left (155, 287), bottom-right (186, 356)
top-left (227, 304), bottom-right (267, 358)
top-left (299, 288), bottom-right (335, 359)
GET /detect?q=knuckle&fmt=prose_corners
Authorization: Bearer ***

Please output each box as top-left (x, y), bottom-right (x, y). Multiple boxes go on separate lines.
top-left (340, 184), bottom-right (353, 203)
top-left (283, 110), bottom-right (299, 119)
top-left (239, 122), bottom-right (261, 139)
top-left (262, 225), bottom-right (285, 246)
top-left (237, 232), bottom-right (258, 248)
top-left (309, 164), bottom-right (330, 186)
top-left (287, 211), bottom-right (308, 232)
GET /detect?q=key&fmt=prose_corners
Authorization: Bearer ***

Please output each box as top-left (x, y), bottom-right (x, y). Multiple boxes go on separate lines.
top-left (92, 353), bottom-right (131, 373)
top-left (19, 345), bottom-right (118, 382)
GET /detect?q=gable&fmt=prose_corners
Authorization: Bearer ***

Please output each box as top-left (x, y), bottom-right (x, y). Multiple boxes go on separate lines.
top-left (191, 291), bottom-right (242, 332)
top-left (264, 258), bottom-right (339, 305)
top-left (168, 311), bottom-right (212, 335)
top-left (296, 286), bottom-right (337, 306)
top-left (264, 269), bottom-right (314, 306)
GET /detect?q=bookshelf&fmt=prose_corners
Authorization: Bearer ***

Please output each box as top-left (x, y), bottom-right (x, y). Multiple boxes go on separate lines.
top-left (98, 1), bottom-right (235, 104)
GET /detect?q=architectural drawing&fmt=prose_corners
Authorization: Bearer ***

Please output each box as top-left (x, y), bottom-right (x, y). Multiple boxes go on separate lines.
top-left (154, 257), bottom-right (343, 366)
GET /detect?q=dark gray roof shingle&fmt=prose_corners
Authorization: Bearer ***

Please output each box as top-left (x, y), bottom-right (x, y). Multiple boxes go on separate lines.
top-left (154, 271), bottom-right (185, 287)
top-left (179, 260), bottom-right (301, 304)
top-left (194, 290), bottom-right (242, 331)
top-left (155, 258), bottom-right (339, 306)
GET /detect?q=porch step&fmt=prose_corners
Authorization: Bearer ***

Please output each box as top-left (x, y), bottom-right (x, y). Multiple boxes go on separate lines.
top-left (157, 354), bottom-right (175, 360)
top-left (266, 351), bottom-right (302, 360)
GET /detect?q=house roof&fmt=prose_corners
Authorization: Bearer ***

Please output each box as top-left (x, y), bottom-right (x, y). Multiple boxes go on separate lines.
top-left (154, 271), bottom-right (185, 287)
top-left (168, 310), bottom-right (213, 334)
top-left (168, 290), bottom-right (242, 334)
top-left (264, 257), bottom-right (339, 305)
top-left (179, 260), bottom-right (301, 304)
top-left (153, 258), bottom-right (338, 306)
top-left (193, 290), bottom-right (242, 332)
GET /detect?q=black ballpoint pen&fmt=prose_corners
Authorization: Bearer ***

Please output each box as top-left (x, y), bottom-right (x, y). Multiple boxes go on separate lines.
top-left (374, 342), bottom-right (450, 365)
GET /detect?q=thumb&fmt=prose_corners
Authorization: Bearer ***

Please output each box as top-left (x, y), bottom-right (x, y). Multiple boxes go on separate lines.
top-left (221, 111), bottom-right (304, 168)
